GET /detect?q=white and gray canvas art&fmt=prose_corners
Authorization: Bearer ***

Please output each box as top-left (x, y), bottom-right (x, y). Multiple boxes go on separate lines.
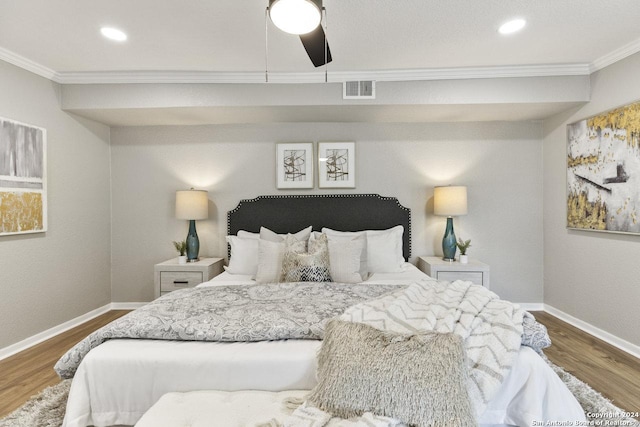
top-left (0, 119), bottom-right (45, 189)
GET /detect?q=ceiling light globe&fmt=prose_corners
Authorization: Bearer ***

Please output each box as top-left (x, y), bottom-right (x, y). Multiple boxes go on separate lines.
top-left (498, 19), bottom-right (526, 35)
top-left (270, 0), bottom-right (321, 35)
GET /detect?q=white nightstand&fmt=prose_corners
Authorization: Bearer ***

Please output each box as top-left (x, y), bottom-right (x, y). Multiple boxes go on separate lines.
top-left (417, 256), bottom-right (490, 288)
top-left (154, 257), bottom-right (224, 298)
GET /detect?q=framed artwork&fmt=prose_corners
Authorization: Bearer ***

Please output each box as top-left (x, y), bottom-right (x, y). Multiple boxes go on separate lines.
top-left (0, 117), bottom-right (47, 236)
top-left (567, 101), bottom-right (640, 234)
top-left (276, 142), bottom-right (314, 189)
top-left (318, 142), bottom-right (355, 188)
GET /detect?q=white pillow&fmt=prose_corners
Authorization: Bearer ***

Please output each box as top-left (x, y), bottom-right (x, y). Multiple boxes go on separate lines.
top-left (255, 239), bottom-right (285, 283)
top-left (259, 226), bottom-right (312, 242)
top-left (237, 230), bottom-right (259, 239)
top-left (225, 236), bottom-right (259, 276)
top-left (366, 226), bottom-right (404, 273)
top-left (255, 232), bottom-right (308, 283)
top-left (311, 232), bottom-right (366, 283)
top-left (322, 226), bottom-right (404, 274)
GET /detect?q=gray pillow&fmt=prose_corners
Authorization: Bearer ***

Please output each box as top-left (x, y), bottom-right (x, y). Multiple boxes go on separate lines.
top-left (521, 312), bottom-right (552, 353)
top-left (308, 319), bottom-right (477, 427)
top-left (282, 233), bottom-right (332, 282)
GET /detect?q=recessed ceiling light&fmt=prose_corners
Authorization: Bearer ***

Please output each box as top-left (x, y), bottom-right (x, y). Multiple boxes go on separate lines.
top-left (100, 27), bottom-right (127, 42)
top-left (498, 19), bottom-right (526, 35)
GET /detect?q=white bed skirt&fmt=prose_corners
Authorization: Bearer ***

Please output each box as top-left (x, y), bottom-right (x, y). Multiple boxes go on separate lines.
top-left (63, 339), bottom-right (584, 427)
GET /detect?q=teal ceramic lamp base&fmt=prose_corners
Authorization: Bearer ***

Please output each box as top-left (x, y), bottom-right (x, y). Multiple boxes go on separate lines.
top-left (442, 217), bottom-right (457, 261)
top-left (186, 219), bottom-right (200, 262)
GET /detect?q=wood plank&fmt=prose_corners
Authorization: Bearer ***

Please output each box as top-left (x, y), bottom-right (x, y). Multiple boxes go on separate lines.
top-left (532, 311), bottom-right (640, 414)
top-left (0, 310), bottom-right (129, 417)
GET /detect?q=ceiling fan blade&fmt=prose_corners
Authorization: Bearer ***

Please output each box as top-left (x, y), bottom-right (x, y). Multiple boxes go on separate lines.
top-left (299, 25), bottom-right (332, 67)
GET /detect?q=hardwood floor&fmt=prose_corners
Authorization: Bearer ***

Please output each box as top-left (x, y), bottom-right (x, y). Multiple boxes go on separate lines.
top-left (0, 310), bottom-right (130, 418)
top-left (0, 310), bottom-right (638, 419)
top-left (532, 311), bottom-right (640, 414)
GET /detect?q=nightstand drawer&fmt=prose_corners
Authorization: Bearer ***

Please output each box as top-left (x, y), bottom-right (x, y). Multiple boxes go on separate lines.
top-left (418, 256), bottom-right (490, 288)
top-left (436, 271), bottom-right (484, 286)
top-left (160, 271), bottom-right (204, 292)
top-left (154, 257), bottom-right (224, 299)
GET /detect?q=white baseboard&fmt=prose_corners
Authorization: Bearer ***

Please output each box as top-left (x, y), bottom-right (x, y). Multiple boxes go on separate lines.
top-left (0, 304), bottom-right (112, 361)
top-left (544, 304), bottom-right (640, 360)
top-left (0, 302), bottom-right (149, 361)
top-left (111, 302), bottom-right (147, 310)
top-left (516, 303), bottom-right (545, 311)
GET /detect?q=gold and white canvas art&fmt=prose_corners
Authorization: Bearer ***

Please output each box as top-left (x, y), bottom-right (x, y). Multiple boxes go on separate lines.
top-left (0, 117), bottom-right (47, 236)
top-left (567, 102), bottom-right (640, 234)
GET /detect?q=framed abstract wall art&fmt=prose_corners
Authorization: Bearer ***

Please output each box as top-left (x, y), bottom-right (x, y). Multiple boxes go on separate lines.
top-left (0, 117), bottom-right (47, 236)
top-left (276, 142), bottom-right (313, 189)
top-left (318, 142), bottom-right (355, 188)
top-left (567, 101), bottom-right (640, 234)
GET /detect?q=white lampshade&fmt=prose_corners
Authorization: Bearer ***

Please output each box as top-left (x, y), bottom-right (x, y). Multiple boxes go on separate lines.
top-left (434, 186), bottom-right (468, 216)
top-left (176, 189), bottom-right (208, 220)
top-left (269, 0), bottom-right (321, 35)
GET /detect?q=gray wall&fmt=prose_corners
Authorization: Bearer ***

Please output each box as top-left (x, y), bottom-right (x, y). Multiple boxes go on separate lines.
top-left (0, 62), bottom-right (112, 349)
top-left (110, 121), bottom-right (544, 304)
top-left (543, 52), bottom-right (640, 346)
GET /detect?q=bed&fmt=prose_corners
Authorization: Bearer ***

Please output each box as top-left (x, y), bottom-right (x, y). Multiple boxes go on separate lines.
top-left (59, 194), bottom-right (586, 427)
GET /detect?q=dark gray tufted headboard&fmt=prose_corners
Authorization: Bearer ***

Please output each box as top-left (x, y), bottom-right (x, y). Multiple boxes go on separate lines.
top-left (227, 194), bottom-right (411, 260)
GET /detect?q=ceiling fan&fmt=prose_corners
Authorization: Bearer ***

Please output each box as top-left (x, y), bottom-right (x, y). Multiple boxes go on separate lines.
top-left (268, 0), bottom-right (332, 67)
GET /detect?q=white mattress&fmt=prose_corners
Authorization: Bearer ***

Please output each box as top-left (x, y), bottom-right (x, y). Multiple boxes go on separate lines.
top-left (62, 264), bottom-right (585, 427)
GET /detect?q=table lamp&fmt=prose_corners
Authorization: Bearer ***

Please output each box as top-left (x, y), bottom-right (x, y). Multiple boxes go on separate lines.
top-left (176, 188), bottom-right (209, 262)
top-left (434, 185), bottom-right (467, 261)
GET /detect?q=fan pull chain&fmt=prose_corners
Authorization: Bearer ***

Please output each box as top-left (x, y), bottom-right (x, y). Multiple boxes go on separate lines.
top-left (265, 6), bottom-right (269, 83)
top-left (323, 7), bottom-right (328, 83)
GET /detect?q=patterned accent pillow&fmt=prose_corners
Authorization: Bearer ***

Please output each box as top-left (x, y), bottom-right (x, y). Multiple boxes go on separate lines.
top-left (282, 233), bottom-right (332, 282)
top-left (521, 312), bottom-right (552, 353)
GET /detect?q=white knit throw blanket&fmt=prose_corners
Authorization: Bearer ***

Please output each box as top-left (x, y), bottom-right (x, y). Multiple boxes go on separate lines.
top-left (339, 278), bottom-right (525, 417)
top-left (281, 402), bottom-right (405, 427)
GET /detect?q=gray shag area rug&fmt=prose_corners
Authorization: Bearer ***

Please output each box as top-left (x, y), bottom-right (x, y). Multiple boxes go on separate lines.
top-left (0, 362), bottom-right (638, 427)
top-left (0, 380), bottom-right (70, 427)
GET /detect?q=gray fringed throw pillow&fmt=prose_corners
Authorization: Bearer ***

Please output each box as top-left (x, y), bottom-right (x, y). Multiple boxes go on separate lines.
top-left (282, 233), bottom-right (332, 282)
top-left (308, 319), bottom-right (477, 427)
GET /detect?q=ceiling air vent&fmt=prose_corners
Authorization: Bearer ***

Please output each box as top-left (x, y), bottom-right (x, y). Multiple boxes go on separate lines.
top-left (343, 80), bottom-right (376, 99)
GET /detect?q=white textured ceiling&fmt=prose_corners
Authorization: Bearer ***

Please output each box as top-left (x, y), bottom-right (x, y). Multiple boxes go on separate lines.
top-left (1, 0), bottom-right (640, 77)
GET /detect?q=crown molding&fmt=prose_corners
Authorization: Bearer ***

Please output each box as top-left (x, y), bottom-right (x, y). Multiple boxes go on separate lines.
top-left (337, 64), bottom-right (591, 81)
top-left (0, 47), bottom-right (59, 81)
top-left (8, 42), bottom-right (640, 85)
top-left (53, 63), bottom-right (591, 85)
top-left (590, 37), bottom-right (640, 73)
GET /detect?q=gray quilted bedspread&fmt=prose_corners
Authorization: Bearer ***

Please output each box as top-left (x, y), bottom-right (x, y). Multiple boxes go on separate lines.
top-left (54, 282), bottom-right (401, 379)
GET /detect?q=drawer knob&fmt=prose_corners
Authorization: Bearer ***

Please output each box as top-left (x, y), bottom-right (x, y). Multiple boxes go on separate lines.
top-left (173, 280), bottom-right (189, 285)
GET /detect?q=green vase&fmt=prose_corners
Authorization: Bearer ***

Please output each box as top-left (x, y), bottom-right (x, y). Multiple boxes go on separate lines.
top-left (186, 220), bottom-right (200, 262)
top-left (442, 217), bottom-right (457, 261)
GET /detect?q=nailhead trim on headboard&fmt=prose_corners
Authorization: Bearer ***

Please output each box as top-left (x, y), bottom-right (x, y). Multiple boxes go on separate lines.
top-left (227, 194), bottom-right (411, 260)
